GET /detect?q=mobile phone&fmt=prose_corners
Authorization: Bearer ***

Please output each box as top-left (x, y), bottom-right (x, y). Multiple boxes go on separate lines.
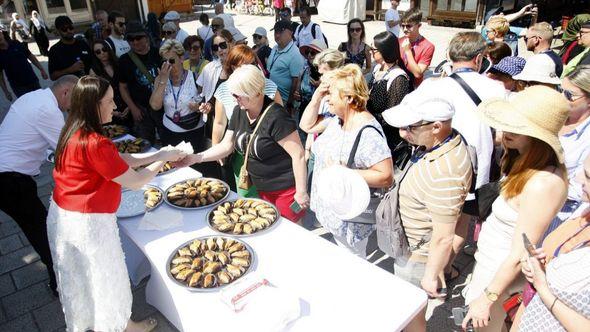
top-left (452, 306), bottom-right (474, 332)
top-left (522, 233), bottom-right (536, 257)
top-left (289, 201), bottom-right (302, 213)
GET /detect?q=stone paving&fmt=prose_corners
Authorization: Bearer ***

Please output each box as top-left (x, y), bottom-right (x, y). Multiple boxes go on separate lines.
top-left (0, 5), bottom-right (504, 331)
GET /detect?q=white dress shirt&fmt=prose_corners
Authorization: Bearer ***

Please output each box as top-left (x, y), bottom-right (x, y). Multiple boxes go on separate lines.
top-left (295, 22), bottom-right (323, 47)
top-left (0, 88), bottom-right (64, 176)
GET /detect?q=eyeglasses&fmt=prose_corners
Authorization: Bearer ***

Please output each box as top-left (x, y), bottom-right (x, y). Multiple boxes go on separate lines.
top-left (523, 35), bottom-right (539, 42)
top-left (163, 58), bottom-right (176, 64)
top-left (163, 30), bottom-right (175, 35)
top-left (253, 34), bottom-right (262, 40)
top-left (94, 47), bottom-right (108, 55)
top-left (400, 121), bottom-right (434, 132)
top-left (189, 44), bottom-right (201, 52)
top-left (349, 27), bottom-right (362, 33)
top-left (306, 49), bottom-right (319, 57)
top-left (562, 89), bottom-right (586, 102)
top-left (126, 35), bottom-right (145, 42)
top-left (60, 25), bottom-right (74, 32)
top-left (401, 23), bottom-right (414, 29)
top-left (211, 41), bottom-right (228, 52)
top-left (116, 22), bottom-right (126, 27)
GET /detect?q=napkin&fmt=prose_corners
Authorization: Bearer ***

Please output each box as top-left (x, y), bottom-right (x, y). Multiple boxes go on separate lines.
top-left (174, 141), bottom-right (194, 154)
top-left (138, 207), bottom-right (183, 231)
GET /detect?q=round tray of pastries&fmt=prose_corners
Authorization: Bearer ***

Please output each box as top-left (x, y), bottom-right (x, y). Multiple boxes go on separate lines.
top-left (103, 124), bottom-right (129, 140)
top-left (207, 199), bottom-right (279, 236)
top-left (115, 138), bottom-right (151, 153)
top-left (164, 178), bottom-right (229, 210)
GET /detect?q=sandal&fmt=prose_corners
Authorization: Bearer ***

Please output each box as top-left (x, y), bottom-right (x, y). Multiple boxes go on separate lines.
top-left (444, 264), bottom-right (461, 283)
top-left (137, 317), bottom-right (158, 332)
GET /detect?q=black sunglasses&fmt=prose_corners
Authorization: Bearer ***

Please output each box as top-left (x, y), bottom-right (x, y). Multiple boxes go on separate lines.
top-left (94, 47), bottom-right (108, 55)
top-left (126, 35), bottom-right (145, 42)
top-left (211, 41), bottom-right (228, 52)
top-left (189, 44), bottom-right (201, 52)
top-left (60, 25), bottom-right (74, 32)
top-left (306, 49), bottom-right (319, 56)
top-left (562, 89), bottom-right (585, 102)
top-left (253, 34), bottom-right (262, 39)
top-left (116, 22), bottom-right (126, 27)
top-left (211, 24), bottom-right (222, 30)
top-left (349, 27), bottom-right (362, 33)
top-left (163, 58), bottom-right (176, 64)
top-left (163, 30), bottom-right (175, 35)
top-left (401, 23), bottom-right (415, 29)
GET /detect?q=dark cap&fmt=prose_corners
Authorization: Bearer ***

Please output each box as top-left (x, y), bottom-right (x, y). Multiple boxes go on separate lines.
top-left (272, 20), bottom-right (293, 32)
top-left (54, 16), bottom-right (73, 30)
top-left (125, 20), bottom-right (147, 37)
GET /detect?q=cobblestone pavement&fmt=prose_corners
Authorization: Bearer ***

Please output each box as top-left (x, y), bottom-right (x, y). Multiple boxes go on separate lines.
top-left (0, 5), bottom-right (492, 331)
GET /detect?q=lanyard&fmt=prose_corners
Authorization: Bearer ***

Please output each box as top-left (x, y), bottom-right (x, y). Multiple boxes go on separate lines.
top-left (268, 42), bottom-right (294, 72)
top-left (169, 70), bottom-right (187, 112)
top-left (453, 68), bottom-right (476, 74)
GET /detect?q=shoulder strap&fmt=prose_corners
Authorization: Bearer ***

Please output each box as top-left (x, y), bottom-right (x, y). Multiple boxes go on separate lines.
top-left (450, 73), bottom-right (482, 106)
top-left (243, 103), bottom-right (277, 169)
top-left (311, 23), bottom-right (318, 39)
top-left (192, 70), bottom-right (197, 87)
top-left (347, 125), bottom-right (383, 168)
top-left (128, 51), bottom-right (155, 84)
top-left (105, 37), bottom-right (116, 52)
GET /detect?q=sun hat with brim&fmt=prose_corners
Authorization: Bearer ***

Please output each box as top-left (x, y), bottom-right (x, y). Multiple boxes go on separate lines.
top-left (316, 165), bottom-right (370, 220)
top-left (476, 85), bottom-right (569, 163)
top-left (299, 39), bottom-right (327, 56)
top-left (382, 90), bottom-right (455, 128)
top-left (512, 53), bottom-right (562, 85)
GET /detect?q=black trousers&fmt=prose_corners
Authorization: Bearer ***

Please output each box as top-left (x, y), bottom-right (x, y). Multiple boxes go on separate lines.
top-left (0, 172), bottom-right (57, 291)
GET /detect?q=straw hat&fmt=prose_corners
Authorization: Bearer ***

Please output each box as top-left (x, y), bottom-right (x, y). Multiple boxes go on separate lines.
top-left (477, 85), bottom-right (569, 163)
top-left (316, 165), bottom-right (370, 220)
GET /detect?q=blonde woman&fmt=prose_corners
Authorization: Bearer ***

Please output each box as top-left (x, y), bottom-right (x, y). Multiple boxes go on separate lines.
top-left (300, 64), bottom-right (393, 257)
top-left (485, 16), bottom-right (518, 56)
top-left (462, 86), bottom-right (569, 331)
top-left (177, 65), bottom-right (309, 223)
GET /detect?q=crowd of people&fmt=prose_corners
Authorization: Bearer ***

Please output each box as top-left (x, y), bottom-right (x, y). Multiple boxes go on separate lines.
top-left (0, 2), bottom-right (590, 332)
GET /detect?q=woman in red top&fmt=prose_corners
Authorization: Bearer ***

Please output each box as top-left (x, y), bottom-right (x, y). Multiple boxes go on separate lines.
top-left (48, 76), bottom-right (185, 332)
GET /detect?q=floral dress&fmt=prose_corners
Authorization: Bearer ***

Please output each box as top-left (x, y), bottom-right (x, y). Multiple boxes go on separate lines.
top-left (310, 117), bottom-right (390, 245)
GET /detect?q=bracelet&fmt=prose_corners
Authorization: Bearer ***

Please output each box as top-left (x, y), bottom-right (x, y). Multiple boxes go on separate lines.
top-left (158, 80), bottom-right (166, 85)
top-left (550, 296), bottom-right (558, 314)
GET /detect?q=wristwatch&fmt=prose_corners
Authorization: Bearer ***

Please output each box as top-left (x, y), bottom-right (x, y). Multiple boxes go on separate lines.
top-left (484, 288), bottom-right (499, 302)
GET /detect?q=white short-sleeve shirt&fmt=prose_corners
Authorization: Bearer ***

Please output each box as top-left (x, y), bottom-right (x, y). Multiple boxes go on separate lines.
top-left (385, 8), bottom-right (400, 37)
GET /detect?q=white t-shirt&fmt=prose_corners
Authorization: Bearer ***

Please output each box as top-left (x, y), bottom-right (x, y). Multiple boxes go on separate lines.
top-left (0, 89), bottom-right (64, 176)
top-left (295, 22), bottom-right (323, 47)
top-left (198, 26), bottom-right (213, 41)
top-left (385, 8), bottom-right (400, 37)
top-left (162, 70), bottom-right (205, 132)
top-left (418, 72), bottom-right (508, 191)
top-left (107, 35), bottom-right (130, 58)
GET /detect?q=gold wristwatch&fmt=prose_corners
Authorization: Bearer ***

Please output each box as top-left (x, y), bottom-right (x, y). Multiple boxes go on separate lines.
top-left (484, 288), bottom-right (499, 302)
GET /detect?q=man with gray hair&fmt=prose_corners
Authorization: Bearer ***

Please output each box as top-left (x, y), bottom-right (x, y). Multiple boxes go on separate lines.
top-left (215, 2), bottom-right (235, 29)
top-left (415, 31), bottom-right (507, 280)
top-left (0, 74), bottom-right (78, 297)
top-left (163, 11), bottom-right (189, 43)
top-left (525, 22), bottom-right (563, 76)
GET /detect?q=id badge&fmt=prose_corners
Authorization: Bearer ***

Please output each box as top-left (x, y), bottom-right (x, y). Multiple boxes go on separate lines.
top-left (173, 111), bottom-right (180, 123)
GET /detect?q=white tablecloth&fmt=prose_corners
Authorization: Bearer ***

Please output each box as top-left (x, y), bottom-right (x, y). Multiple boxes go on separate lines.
top-left (118, 167), bottom-right (427, 331)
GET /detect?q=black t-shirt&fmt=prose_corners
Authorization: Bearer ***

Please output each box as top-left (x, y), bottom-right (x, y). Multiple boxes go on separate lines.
top-left (118, 48), bottom-right (161, 109)
top-left (228, 96), bottom-right (297, 192)
top-left (48, 39), bottom-right (91, 79)
top-left (0, 41), bottom-right (37, 87)
top-left (256, 45), bottom-right (272, 70)
top-left (541, 50), bottom-right (564, 77)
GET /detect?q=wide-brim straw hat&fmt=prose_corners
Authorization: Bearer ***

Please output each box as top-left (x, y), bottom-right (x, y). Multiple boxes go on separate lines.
top-left (316, 165), bottom-right (370, 220)
top-left (477, 85), bottom-right (569, 163)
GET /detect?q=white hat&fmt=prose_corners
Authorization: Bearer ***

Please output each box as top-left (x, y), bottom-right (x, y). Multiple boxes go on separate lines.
top-left (164, 11), bottom-right (180, 21)
top-left (253, 27), bottom-right (267, 37)
top-left (382, 91), bottom-right (455, 128)
top-left (227, 27), bottom-right (247, 42)
top-left (316, 165), bottom-right (370, 220)
top-left (299, 39), bottom-right (327, 55)
top-left (512, 54), bottom-right (561, 85)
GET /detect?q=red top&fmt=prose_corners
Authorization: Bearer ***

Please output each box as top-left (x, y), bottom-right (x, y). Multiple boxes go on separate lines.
top-left (53, 130), bottom-right (129, 213)
top-left (399, 36), bottom-right (435, 87)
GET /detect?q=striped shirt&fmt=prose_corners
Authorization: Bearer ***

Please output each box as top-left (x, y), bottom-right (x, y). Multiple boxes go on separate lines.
top-left (214, 79), bottom-right (278, 120)
top-left (399, 133), bottom-right (473, 258)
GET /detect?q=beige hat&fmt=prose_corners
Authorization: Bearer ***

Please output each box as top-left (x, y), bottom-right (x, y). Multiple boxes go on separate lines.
top-left (477, 85), bottom-right (569, 163)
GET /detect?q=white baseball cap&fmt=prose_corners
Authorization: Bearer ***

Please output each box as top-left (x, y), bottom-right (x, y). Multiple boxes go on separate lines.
top-left (382, 91), bottom-right (455, 128)
top-left (253, 27), bottom-right (267, 37)
top-left (512, 53), bottom-right (561, 85)
top-left (164, 11), bottom-right (180, 21)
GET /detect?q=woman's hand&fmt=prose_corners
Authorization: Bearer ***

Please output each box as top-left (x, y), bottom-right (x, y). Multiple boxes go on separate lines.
top-left (171, 154), bottom-right (202, 168)
top-left (522, 251), bottom-right (548, 291)
top-left (199, 102), bottom-right (212, 114)
top-left (294, 191), bottom-right (310, 210)
top-left (462, 295), bottom-right (493, 329)
top-left (157, 146), bottom-right (187, 162)
top-left (156, 61), bottom-right (172, 82)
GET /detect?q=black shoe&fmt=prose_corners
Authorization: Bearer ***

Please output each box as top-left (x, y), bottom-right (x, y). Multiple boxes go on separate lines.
top-left (48, 282), bottom-right (58, 298)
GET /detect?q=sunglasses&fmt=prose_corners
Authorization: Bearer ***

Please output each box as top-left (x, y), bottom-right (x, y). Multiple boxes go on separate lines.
top-left (163, 30), bottom-right (175, 35)
top-left (116, 22), bottom-right (126, 27)
top-left (349, 27), bottom-right (362, 33)
top-left (253, 34), bottom-right (262, 40)
top-left (94, 47), bottom-right (108, 55)
top-left (189, 44), bottom-right (201, 52)
top-left (401, 23), bottom-right (414, 29)
top-left (212, 41), bottom-right (228, 52)
top-left (400, 121), bottom-right (434, 132)
top-left (126, 35), bottom-right (145, 42)
top-left (211, 24), bottom-right (222, 30)
top-left (163, 58), bottom-right (176, 64)
top-left (562, 89), bottom-right (586, 102)
top-left (60, 25), bottom-right (74, 32)
top-left (306, 49), bottom-right (319, 57)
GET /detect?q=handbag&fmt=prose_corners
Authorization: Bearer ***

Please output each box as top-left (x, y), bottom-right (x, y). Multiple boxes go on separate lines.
top-left (343, 125), bottom-right (386, 224)
top-left (475, 181), bottom-right (500, 220)
top-left (238, 103), bottom-right (276, 190)
top-left (502, 292), bottom-right (523, 323)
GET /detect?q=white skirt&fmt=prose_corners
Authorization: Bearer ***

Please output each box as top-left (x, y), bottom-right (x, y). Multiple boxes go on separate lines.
top-left (47, 201), bottom-right (132, 332)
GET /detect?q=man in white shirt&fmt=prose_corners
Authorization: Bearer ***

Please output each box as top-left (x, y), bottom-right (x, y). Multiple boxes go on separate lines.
top-left (385, 0), bottom-right (401, 37)
top-left (106, 11), bottom-right (130, 58)
top-left (415, 31), bottom-right (508, 277)
top-left (294, 7), bottom-right (324, 47)
top-left (0, 75), bottom-right (77, 297)
top-left (214, 3), bottom-right (235, 29)
top-left (164, 11), bottom-right (189, 44)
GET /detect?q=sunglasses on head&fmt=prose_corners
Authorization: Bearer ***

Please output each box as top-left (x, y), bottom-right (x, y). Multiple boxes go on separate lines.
top-left (126, 35), bottom-right (145, 42)
top-left (349, 27), bottom-right (362, 33)
top-left (60, 25), bottom-right (74, 32)
top-left (94, 47), bottom-right (108, 55)
top-left (211, 41), bottom-right (228, 52)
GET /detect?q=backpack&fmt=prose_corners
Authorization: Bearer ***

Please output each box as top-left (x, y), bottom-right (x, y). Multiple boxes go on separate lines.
top-left (296, 23), bottom-right (328, 47)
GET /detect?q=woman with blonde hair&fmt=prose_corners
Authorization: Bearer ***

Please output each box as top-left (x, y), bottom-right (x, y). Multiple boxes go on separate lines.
top-left (176, 65), bottom-right (309, 223)
top-left (462, 86), bottom-right (570, 331)
top-left (300, 64), bottom-right (393, 257)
